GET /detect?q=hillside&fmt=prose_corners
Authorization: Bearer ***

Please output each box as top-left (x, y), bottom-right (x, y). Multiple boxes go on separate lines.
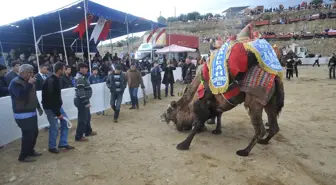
top-left (109, 9), bottom-right (336, 56)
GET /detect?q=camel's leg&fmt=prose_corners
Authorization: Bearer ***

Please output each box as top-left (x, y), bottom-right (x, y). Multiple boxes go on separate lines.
top-left (212, 113), bottom-right (222, 135)
top-left (177, 120), bottom-right (203, 150)
top-left (236, 96), bottom-right (265, 157)
top-left (258, 98), bottom-right (280, 145)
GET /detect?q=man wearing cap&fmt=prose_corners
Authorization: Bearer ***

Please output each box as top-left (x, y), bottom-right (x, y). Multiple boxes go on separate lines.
top-left (9, 64), bottom-right (44, 162)
top-left (74, 62), bottom-right (97, 142)
top-left (126, 63), bottom-right (145, 109)
top-left (106, 65), bottom-right (127, 122)
top-left (0, 64), bottom-right (9, 98)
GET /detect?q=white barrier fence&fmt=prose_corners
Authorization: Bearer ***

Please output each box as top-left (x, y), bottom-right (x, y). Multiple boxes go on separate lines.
top-left (0, 68), bottom-right (183, 146)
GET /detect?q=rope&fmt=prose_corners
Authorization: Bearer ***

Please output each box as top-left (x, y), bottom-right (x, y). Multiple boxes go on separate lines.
top-left (54, 117), bottom-right (72, 128)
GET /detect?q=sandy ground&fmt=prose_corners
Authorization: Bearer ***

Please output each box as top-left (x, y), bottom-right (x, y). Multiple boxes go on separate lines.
top-left (0, 66), bottom-right (336, 185)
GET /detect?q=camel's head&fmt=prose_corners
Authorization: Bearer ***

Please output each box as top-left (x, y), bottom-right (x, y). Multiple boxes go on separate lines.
top-left (160, 101), bottom-right (178, 124)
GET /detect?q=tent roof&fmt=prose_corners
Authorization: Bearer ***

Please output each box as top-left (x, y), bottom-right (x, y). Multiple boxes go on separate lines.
top-left (0, 0), bottom-right (166, 53)
top-left (155, 44), bottom-right (196, 54)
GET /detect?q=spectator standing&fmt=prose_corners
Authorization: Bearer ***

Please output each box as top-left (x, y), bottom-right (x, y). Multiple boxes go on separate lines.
top-left (61, 65), bottom-right (74, 89)
top-left (8, 64), bottom-right (43, 162)
top-left (5, 61), bottom-right (20, 85)
top-left (74, 62), bottom-right (97, 142)
top-left (151, 61), bottom-right (162, 99)
top-left (35, 64), bottom-right (49, 91)
top-left (106, 65), bottom-right (127, 122)
top-left (293, 57), bottom-right (301, 78)
top-left (126, 63), bottom-right (145, 109)
top-left (162, 60), bottom-right (176, 97)
top-left (286, 57), bottom-right (294, 80)
top-left (88, 67), bottom-right (104, 115)
top-left (0, 64), bottom-right (9, 97)
top-left (328, 54), bottom-right (336, 79)
top-left (42, 62), bottom-right (75, 154)
top-left (183, 57), bottom-right (196, 84)
top-left (88, 67), bottom-right (101, 84)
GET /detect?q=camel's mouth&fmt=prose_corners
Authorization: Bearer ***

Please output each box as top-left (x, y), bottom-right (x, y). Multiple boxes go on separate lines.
top-left (160, 113), bottom-right (170, 124)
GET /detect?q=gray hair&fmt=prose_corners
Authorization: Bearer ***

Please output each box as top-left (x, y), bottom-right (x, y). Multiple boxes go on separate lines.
top-left (19, 64), bottom-right (34, 74)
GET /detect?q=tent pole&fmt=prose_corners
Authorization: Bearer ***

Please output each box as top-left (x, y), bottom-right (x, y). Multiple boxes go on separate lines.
top-left (84, 0), bottom-right (91, 73)
top-left (31, 17), bottom-right (40, 69)
top-left (81, 38), bottom-right (84, 56)
top-left (58, 11), bottom-right (68, 64)
top-left (126, 13), bottom-right (130, 54)
top-left (109, 30), bottom-right (113, 54)
top-left (151, 23), bottom-right (154, 62)
top-left (41, 37), bottom-right (44, 53)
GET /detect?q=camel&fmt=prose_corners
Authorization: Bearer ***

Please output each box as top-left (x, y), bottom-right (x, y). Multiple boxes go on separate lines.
top-left (160, 65), bottom-right (223, 133)
top-left (175, 50), bottom-right (285, 157)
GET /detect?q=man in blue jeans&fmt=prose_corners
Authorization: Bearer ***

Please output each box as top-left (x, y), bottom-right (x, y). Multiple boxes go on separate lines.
top-left (126, 63), bottom-right (145, 109)
top-left (106, 65), bottom-right (127, 122)
top-left (42, 62), bottom-right (74, 153)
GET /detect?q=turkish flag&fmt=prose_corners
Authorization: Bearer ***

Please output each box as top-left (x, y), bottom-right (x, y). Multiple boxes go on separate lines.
top-left (74, 14), bottom-right (94, 39)
top-left (98, 20), bottom-right (112, 41)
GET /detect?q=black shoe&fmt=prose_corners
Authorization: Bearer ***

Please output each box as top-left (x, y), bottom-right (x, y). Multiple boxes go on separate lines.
top-left (129, 107), bottom-right (136, 109)
top-left (48, 148), bottom-right (60, 154)
top-left (158, 98), bottom-right (162, 100)
top-left (58, 145), bottom-right (75, 150)
top-left (114, 119), bottom-right (118, 123)
top-left (19, 157), bottom-right (36, 163)
top-left (29, 151), bottom-right (43, 157)
top-left (171, 94), bottom-right (175, 97)
top-left (165, 94), bottom-right (168, 97)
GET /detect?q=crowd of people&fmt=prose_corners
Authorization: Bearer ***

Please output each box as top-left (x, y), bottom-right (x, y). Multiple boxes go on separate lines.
top-left (0, 47), bottom-right (201, 162)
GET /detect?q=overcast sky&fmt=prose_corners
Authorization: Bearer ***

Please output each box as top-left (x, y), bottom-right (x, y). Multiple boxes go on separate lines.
top-left (0, 0), bottom-right (305, 42)
top-left (0, 0), bottom-right (305, 26)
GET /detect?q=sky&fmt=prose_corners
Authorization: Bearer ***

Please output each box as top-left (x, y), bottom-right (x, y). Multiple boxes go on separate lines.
top-left (0, 0), bottom-right (304, 42)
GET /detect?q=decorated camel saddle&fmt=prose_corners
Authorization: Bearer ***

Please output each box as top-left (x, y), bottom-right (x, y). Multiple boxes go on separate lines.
top-left (198, 24), bottom-right (283, 106)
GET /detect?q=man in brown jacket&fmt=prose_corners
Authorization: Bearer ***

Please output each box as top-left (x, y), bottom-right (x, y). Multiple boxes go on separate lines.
top-left (126, 63), bottom-right (145, 109)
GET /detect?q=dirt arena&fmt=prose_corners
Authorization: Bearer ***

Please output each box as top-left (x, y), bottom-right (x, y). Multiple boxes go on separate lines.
top-left (0, 66), bottom-right (335, 185)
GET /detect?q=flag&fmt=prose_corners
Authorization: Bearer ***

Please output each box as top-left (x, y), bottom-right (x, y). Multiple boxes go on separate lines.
top-left (98, 20), bottom-right (112, 41)
top-left (146, 27), bottom-right (159, 43)
top-left (73, 14), bottom-right (94, 39)
top-left (90, 16), bottom-right (106, 44)
top-left (155, 28), bottom-right (166, 42)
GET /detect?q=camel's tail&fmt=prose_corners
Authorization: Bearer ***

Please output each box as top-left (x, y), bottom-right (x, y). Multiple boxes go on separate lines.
top-left (274, 76), bottom-right (285, 117)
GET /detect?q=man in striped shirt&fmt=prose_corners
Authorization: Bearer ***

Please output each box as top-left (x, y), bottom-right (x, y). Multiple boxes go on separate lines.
top-left (74, 63), bottom-right (97, 142)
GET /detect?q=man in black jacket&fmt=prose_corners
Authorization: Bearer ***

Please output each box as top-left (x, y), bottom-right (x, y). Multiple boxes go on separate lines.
top-left (42, 62), bottom-right (74, 154)
top-left (5, 61), bottom-right (20, 85)
top-left (0, 64), bottom-right (9, 98)
top-left (328, 54), bottom-right (336, 79)
top-left (106, 65), bottom-right (127, 122)
top-left (35, 64), bottom-right (48, 91)
top-left (61, 65), bottom-right (74, 89)
top-left (150, 61), bottom-right (162, 100)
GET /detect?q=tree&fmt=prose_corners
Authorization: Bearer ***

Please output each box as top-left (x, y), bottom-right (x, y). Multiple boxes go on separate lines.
top-left (311, 0), bottom-right (323, 5)
top-left (205, 13), bottom-right (213, 20)
top-left (187, 11), bottom-right (201, 21)
top-left (214, 14), bottom-right (221, 18)
top-left (178, 14), bottom-right (187, 22)
top-left (157, 16), bottom-right (167, 24)
top-left (167, 17), bottom-right (177, 22)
